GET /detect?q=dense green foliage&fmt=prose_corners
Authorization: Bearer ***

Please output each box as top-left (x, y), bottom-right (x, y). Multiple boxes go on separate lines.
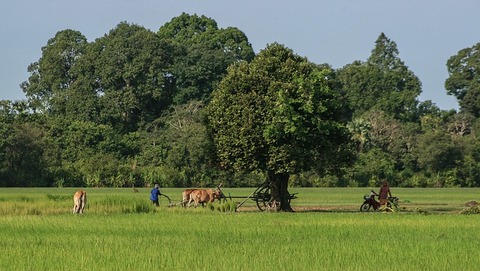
top-left (445, 42), bottom-right (480, 117)
top-left (2, 14), bottom-right (480, 188)
top-left (158, 13), bottom-right (255, 104)
top-left (208, 43), bottom-right (353, 175)
top-left (4, 14), bottom-right (254, 188)
top-left (339, 33), bottom-right (422, 122)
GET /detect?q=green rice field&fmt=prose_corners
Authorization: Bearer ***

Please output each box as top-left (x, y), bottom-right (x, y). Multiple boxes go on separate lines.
top-left (0, 187), bottom-right (479, 270)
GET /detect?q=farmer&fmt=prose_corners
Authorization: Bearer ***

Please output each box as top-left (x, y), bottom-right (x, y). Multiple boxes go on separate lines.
top-left (377, 181), bottom-right (392, 206)
top-left (150, 183), bottom-right (162, 207)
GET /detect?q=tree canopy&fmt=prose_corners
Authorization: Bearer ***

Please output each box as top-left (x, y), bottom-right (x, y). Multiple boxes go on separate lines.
top-left (20, 29), bottom-right (88, 113)
top-left (445, 42), bottom-right (480, 117)
top-left (338, 33), bottom-right (422, 122)
top-left (158, 13), bottom-right (255, 104)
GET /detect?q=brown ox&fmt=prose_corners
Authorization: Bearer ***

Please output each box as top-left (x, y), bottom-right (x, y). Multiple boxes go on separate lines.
top-left (187, 188), bottom-right (223, 207)
top-left (73, 190), bottom-right (87, 214)
top-left (181, 189), bottom-right (196, 207)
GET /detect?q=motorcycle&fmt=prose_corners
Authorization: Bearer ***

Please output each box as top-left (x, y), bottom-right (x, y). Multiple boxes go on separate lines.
top-left (360, 190), bottom-right (399, 212)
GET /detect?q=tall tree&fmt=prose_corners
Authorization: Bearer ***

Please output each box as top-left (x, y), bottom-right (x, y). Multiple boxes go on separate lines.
top-left (21, 30), bottom-right (88, 113)
top-left (207, 43), bottom-right (354, 211)
top-left (445, 42), bottom-right (480, 117)
top-left (338, 33), bottom-right (422, 122)
top-left (158, 13), bottom-right (255, 104)
top-left (86, 22), bottom-right (174, 132)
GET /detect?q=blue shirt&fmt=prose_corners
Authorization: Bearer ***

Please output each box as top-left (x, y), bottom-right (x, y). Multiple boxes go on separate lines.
top-left (150, 187), bottom-right (161, 201)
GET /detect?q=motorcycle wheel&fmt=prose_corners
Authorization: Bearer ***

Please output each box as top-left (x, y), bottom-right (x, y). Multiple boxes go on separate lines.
top-left (360, 203), bottom-right (371, 212)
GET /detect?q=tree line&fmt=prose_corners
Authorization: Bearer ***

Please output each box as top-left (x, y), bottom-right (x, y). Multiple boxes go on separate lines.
top-left (1, 13), bottom-right (480, 189)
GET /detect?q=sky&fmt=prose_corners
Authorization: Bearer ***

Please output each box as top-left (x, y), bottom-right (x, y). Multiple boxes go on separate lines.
top-left (2, 1), bottom-right (480, 110)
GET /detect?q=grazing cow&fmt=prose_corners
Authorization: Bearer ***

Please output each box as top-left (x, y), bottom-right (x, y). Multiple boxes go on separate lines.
top-left (73, 190), bottom-right (87, 214)
top-left (187, 188), bottom-right (223, 207)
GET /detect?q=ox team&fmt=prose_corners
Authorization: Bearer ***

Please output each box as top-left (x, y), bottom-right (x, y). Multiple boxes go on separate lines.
top-left (152, 183), bottom-right (223, 207)
top-left (181, 187), bottom-right (223, 207)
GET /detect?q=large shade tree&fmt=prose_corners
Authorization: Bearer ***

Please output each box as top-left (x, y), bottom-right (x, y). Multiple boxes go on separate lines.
top-left (207, 43), bottom-right (355, 211)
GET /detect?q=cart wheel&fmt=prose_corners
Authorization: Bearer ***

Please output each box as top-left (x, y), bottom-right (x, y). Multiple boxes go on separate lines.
top-left (255, 185), bottom-right (271, 211)
top-left (360, 203), bottom-right (371, 212)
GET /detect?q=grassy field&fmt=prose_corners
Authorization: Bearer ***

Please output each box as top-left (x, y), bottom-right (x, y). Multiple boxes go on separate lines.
top-left (0, 187), bottom-right (479, 270)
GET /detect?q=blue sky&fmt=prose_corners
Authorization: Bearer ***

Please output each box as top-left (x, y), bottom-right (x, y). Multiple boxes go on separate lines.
top-left (2, 0), bottom-right (479, 110)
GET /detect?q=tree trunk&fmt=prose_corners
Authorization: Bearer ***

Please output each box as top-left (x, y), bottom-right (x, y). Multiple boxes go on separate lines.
top-left (267, 171), bottom-right (294, 212)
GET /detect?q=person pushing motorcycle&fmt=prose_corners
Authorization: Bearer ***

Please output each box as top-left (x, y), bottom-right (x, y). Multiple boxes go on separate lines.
top-left (375, 181), bottom-right (392, 206)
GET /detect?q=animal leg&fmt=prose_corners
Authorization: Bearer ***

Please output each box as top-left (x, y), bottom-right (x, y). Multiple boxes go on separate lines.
top-left (80, 194), bottom-right (86, 213)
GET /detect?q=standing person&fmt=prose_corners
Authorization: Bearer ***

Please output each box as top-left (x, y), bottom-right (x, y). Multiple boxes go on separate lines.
top-left (378, 181), bottom-right (392, 206)
top-left (150, 183), bottom-right (161, 207)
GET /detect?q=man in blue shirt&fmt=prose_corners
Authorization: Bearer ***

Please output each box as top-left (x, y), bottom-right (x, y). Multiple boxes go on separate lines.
top-left (150, 183), bottom-right (161, 207)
